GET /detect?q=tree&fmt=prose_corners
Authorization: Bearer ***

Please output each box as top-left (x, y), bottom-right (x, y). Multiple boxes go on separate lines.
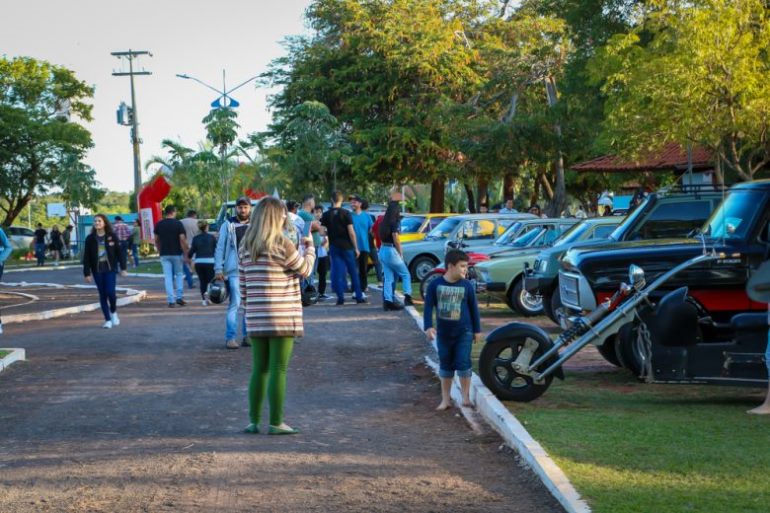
top-left (591, 0), bottom-right (770, 182)
top-left (263, 0), bottom-right (483, 211)
top-left (0, 56), bottom-right (101, 227)
top-left (257, 100), bottom-right (351, 198)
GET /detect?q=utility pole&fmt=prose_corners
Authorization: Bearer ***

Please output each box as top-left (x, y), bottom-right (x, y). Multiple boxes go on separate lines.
top-left (111, 50), bottom-right (152, 205)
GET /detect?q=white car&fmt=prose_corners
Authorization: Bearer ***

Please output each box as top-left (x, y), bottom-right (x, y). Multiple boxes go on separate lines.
top-left (6, 226), bottom-right (35, 250)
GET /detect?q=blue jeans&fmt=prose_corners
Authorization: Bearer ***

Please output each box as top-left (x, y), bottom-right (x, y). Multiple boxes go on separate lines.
top-left (93, 271), bottom-right (117, 321)
top-left (225, 275), bottom-right (247, 341)
top-left (35, 242), bottom-right (46, 265)
top-left (129, 243), bottom-right (140, 267)
top-left (378, 245), bottom-right (412, 302)
top-left (160, 255), bottom-right (184, 304)
top-left (437, 331), bottom-right (473, 379)
top-left (183, 263), bottom-right (194, 288)
top-left (329, 246), bottom-right (362, 301)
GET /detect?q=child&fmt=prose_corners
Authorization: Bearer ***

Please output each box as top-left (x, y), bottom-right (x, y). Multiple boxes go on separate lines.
top-left (423, 249), bottom-right (482, 410)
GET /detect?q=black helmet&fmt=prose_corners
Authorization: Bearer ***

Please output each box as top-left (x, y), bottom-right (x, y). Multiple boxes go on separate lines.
top-left (207, 278), bottom-right (228, 305)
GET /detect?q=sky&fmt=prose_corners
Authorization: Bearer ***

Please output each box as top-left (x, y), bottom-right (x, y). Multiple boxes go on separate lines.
top-left (1, 0), bottom-right (312, 193)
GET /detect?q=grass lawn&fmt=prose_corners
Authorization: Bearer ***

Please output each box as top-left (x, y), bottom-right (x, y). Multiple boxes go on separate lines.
top-left (511, 372), bottom-right (769, 513)
top-left (0, 350), bottom-right (10, 359)
top-left (418, 292), bottom-right (770, 513)
top-left (131, 261), bottom-right (163, 274)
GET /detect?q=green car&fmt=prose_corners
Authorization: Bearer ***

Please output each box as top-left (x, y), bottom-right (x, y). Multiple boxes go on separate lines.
top-left (475, 217), bottom-right (621, 316)
top-left (474, 219), bottom-right (578, 316)
top-left (524, 216), bottom-right (623, 322)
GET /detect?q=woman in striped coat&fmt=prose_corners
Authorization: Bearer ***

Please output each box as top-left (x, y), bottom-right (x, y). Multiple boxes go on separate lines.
top-left (239, 197), bottom-right (316, 435)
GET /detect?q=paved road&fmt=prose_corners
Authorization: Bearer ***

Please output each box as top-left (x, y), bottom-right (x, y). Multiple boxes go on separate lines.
top-left (0, 268), bottom-right (563, 513)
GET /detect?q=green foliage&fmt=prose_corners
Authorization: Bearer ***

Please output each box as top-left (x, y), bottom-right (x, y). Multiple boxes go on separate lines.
top-left (264, 0), bottom-right (483, 195)
top-left (591, 0), bottom-right (770, 181)
top-left (0, 56), bottom-right (101, 227)
top-left (202, 107), bottom-right (240, 155)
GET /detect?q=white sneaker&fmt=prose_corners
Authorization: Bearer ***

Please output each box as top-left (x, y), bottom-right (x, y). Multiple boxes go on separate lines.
top-left (202, 298), bottom-right (209, 306)
top-left (111, 312), bottom-right (120, 326)
top-left (102, 320), bottom-right (113, 329)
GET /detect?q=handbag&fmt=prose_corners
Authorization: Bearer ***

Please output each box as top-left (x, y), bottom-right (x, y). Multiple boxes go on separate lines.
top-left (747, 259), bottom-right (770, 303)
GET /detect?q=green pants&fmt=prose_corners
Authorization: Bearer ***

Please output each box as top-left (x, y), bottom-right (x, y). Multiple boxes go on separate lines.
top-left (248, 336), bottom-right (294, 426)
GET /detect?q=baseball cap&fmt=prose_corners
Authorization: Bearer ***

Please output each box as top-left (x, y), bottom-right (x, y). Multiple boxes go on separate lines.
top-left (349, 195), bottom-right (363, 203)
top-left (236, 196), bottom-right (251, 206)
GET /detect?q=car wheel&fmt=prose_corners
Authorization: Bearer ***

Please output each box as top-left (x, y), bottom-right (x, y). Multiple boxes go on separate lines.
top-left (509, 278), bottom-right (543, 317)
top-left (410, 256), bottom-right (438, 282)
top-left (615, 323), bottom-right (644, 379)
top-left (597, 335), bottom-right (622, 367)
top-left (420, 270), bottom-right (442, 299)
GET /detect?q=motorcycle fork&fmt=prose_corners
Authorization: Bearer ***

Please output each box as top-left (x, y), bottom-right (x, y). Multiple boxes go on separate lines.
top-left (512, 338), bottom-right (540, 376)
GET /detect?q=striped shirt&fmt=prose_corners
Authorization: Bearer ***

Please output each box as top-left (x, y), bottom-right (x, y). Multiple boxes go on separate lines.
top-left (239, 239), bottom-right (316, 338)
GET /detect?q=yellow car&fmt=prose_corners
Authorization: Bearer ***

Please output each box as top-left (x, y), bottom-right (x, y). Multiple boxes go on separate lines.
top-left (399, 213), bottom-right (457, 243)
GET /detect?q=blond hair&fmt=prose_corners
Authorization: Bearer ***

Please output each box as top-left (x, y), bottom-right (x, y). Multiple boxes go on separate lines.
top-left (241, 197), bottom-right (288, 260)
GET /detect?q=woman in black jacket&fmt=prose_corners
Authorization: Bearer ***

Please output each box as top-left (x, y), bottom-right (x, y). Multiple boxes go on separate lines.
top-left (83, 214), bottom-right (127, 329)
top-left (188, 220), bottom-right (217, 305)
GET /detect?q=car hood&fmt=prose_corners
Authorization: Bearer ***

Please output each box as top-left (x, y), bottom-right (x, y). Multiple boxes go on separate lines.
top-left (562, 238), bottom-right (704, 271)
top-left (475, 248), bottom-right (540, 272)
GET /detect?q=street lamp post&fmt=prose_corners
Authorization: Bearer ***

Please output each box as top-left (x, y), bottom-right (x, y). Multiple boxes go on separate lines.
top-left (176, 70), bottom-right (259, 110)
top-left (176, 70), bottom-right (259, 201)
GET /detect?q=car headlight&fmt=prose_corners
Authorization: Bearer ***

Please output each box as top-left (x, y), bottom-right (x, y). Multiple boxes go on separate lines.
top-left (478, 270), bottom-right (491, 283)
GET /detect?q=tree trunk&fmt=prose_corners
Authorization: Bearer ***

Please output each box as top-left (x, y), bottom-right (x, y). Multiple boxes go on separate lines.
top-left (544, 77), bottom-right (566, 218)
top-left (477, 178), bottom-right (489, 211)
top-left (430, 178), bottom-right (445, 213)
top-left (503, 172), bottom-right (515, 202)
top-left (463, 183), bottom-right (476, 213)
top-left (540, 168), bottom-right (554, 200)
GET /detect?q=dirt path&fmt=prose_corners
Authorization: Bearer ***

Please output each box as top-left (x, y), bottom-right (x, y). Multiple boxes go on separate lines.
top-left (0, 268), bottom-right (564, 513)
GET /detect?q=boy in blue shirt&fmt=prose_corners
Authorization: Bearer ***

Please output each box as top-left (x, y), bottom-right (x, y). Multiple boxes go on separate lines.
top-left (423, 249), bottom-right (482, 410)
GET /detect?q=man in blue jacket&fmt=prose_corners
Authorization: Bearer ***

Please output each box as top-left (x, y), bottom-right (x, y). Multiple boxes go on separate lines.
top-left (215, 197), bottom-right (252, 349)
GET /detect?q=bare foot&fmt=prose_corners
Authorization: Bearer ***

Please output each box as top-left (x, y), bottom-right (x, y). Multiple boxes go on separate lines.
top-left (747, 405), bottom-right (770, 415)
top-left (436, 401), bottom-right (451, 411)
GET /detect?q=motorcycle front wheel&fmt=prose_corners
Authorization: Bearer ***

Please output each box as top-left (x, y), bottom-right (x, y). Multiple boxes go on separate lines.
top-left (478, 330), bottom-right (555, 402)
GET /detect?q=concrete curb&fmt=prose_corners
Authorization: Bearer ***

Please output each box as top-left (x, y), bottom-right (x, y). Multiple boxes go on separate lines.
top-left (399, 291), bottom-right (591, 513)
top-left (0, 348), bottom-right (25, 374)
top-left (1, 282), bottom-right (147, 325)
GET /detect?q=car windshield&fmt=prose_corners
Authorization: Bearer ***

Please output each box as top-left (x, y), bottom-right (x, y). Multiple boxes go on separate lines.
top-left (552, 222), bottom-right (591, 246)
top-left (509, 227), bottom-right (544, 247)
top-left (608, 196), bottom-right (651, 241)
top-left (426, 217), bottom-right (461, 239)
top-left (400, 217), bottom-right (424, 233)
top-left (704, 190), bottom-right (765, 240)
top-left (493, 222), bottom-right (524, 245)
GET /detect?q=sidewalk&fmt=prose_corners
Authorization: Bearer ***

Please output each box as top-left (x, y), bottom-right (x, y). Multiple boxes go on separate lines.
top-left (0, 270), bottom-right (564, 513)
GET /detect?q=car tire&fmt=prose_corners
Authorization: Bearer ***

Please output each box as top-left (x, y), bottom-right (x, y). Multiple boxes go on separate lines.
top-left (508, 277), bottom-right (544, 317)
top-left (410, 255), bottom-right (438, 282)
top-left (420, 270), bottom-right (442, 299)
top-left (615, 323), bottom-right (644, 379)
top-left (597, 335), bottom-right (622, 367)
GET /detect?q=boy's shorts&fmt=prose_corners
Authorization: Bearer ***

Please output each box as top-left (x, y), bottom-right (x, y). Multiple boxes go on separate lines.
top-left (437, 331), bottom-right (473, 379)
